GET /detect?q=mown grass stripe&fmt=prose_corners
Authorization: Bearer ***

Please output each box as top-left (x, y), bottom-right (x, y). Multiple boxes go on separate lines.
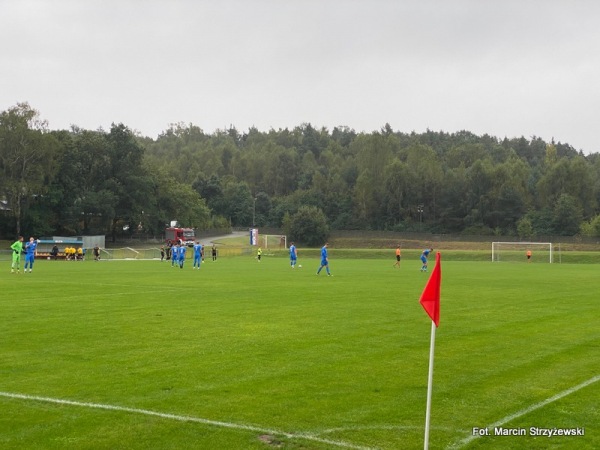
top-left (0, 391), bottom-right (375, 450)
top-left (449, 374), bottom-right (600, 449)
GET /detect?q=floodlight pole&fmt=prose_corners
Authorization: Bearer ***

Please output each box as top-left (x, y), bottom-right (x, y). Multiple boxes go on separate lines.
top-left (418, 205), bottom-right (424, 232)
top-left (252, 197), bottom-right (257, 227)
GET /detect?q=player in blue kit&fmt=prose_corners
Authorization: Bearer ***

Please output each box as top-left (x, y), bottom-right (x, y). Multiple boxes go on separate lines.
top-left (171, 243), bottom-right (179, 267)
top-left (420, 248), bottom-right (433, 272)
top-left (178, 244), bottom-right (187, 269)
top-left (24, 237), bottom-right (39, 273)
top-left (193, 241), bottom-right (203, 269)
top-left (316, 242), bottom-right (331, 276)
top-left (289, 242), bottom-right (297, 268)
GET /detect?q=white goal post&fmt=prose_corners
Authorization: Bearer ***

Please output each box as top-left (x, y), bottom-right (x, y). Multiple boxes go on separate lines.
top-left (491, 242), bottom-right (553, 263)
top-left (99, 247), bottom-right (162, 260)
top-left (260, 234), bottom-right (288, 249)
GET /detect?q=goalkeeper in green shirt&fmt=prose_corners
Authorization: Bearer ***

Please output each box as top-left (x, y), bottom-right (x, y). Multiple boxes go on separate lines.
top-left (10, 236), bottom-right (24, 274)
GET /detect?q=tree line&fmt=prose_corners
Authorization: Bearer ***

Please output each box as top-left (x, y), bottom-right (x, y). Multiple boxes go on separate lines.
top-left (2, 102), bottom-right (600, 245)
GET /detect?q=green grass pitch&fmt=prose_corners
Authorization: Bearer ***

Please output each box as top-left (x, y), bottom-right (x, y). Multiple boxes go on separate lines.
top-left (1, 255), bottom-right (598, 449)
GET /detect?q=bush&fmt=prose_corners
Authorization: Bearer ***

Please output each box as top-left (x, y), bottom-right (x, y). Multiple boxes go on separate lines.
top-left (289, 206), bottom-right (330, 247)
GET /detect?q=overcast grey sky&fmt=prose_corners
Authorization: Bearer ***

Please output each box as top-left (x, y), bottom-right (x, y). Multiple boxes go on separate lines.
top-left (2, 0), bottom-right (599, 153)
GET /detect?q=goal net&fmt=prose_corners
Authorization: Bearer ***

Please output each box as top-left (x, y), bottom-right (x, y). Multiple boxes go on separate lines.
top-left (491, 242), bottom-right (553, 263)
top-left (258, 234), bottom-right (287, 249)
top-left (99, 247), bottom-right (162, 260)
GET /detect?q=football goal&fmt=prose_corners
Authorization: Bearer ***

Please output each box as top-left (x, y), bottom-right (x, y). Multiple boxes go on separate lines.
top-left (99, 247), bottom-right (162, 260)
top-left (491, 242), bottom-right (553, 263)
top-left (258, 234), bottom-right (287, 249)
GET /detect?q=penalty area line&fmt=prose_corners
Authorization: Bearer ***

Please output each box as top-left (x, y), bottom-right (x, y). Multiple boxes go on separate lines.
top-left (0, 391), bottom-right (375, 450)
top-left (449, 373), bottom-right (600, 449)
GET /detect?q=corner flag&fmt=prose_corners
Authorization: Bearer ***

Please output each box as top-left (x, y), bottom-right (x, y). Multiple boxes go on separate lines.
top-left (419, 252), bottom-right (441, 450)
top-left (419, 252), bottom-right (441, 327)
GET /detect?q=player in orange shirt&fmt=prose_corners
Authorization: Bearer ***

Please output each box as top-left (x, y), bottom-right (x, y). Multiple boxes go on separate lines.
top-left (393, 245), bottom-right (401, 268)
top-left (526, 249), bottom-right (532, 263)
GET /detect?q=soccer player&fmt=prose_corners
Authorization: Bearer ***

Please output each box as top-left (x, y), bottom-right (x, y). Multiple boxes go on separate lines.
top-left (393, 245), bottom-right (401, 268)
top-left (420, 248), bottom-right (433, 272)
top-left (24, 237), bottom-right (39, 273)
top-left (316, 242), bottom-right (331, 276)
top-left (211, 244), bottom-right (217, 261)
top-left (93, 245), bottom-right (100, 261)
top-left (10, 236), bottom-right (24, 274)
top-left (171, 243), bottom-right (179, 267)
top-left (193, 241), bottom-right (203, 269)
top-left (178, 244), bottom-right (187, 269)
top-left (526, 249), bottom-right (532, 263)
top-left (289, 242), bottom-right (298, 268)
top-left (257, 247), bottom-right (262, 262)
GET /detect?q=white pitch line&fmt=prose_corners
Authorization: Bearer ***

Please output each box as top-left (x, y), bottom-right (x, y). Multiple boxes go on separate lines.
top-left (449, 374), bottom-right (600, 449)
top-left (0, 392), bottom-right (376, 450)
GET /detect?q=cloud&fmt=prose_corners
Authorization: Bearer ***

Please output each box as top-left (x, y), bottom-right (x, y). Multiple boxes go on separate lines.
top-left (2, 0), bottom-right (599, 153)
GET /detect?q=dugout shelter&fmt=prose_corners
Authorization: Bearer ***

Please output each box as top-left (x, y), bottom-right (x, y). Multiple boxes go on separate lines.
top-left (37, 235), bottom-right (105, 255)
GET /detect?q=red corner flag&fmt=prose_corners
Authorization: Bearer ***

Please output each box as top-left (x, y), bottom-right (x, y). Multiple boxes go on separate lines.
top-left (419, 252), bottom-right (441, 327)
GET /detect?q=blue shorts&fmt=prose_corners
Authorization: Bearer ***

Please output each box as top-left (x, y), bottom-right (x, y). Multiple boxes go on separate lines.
top-left (420, 256), bottom-right (427, 264)
top-left (321, 259), bottom-right (328, 266)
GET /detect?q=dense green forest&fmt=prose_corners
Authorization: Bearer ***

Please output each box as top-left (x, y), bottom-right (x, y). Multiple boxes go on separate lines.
top-left (2, 102), bottom-right (600, 244)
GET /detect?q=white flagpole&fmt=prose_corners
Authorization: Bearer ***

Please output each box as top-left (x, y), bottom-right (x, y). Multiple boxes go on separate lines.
top-left (423, 320), bottom-right (436, 450)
